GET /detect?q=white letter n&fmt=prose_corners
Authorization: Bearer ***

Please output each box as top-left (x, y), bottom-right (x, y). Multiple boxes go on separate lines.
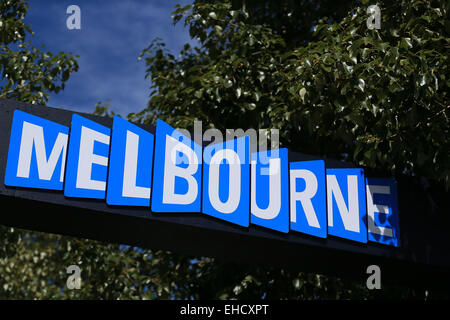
top-left (327, 175), bottom-right (360, 232)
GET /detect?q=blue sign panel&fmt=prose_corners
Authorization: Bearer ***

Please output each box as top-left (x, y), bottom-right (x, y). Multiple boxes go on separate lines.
top-left (151, 119), bottom-right (202, 212)
top-left (106, 116), bottom-right (154, 206)
top-left (64, 114), bottom-right (111, 199)
top-left (326, 168), bottom-right (367, 243)
top-left (4, 110), bottom-right (69, 190)
top-left (3, 107), bottom-right (403, 247)
top-left (250, 148), bottom-right (289, 233)
top-left (289, 160), bottom-right (327, 238)
top-left (202, 136), bottom-right (250, 227)
top-left (366, 178), bottom-right (400, 247)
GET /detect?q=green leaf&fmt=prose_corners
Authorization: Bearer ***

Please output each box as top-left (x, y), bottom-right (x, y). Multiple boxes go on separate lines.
top-left (246, 103), bottom-right (256, 110)
top-left (401, 37), bottom-right (413, 49)
top-left (194, 89), bottom-right (203, 98)
top-left (214, 25), bottom-right (223, 36)
top-left (299, 87), bottom-right (307, 103)
top-left (357, 79), bottom-right (365, 92)
top-left (236, 87), bottom-right (241, 98)
top-left (342, 62), bottom-right (353, 75)
top-left (390, 29), bottom-right (400, 37)
top-left (224, 79), bottom-right (233, 88)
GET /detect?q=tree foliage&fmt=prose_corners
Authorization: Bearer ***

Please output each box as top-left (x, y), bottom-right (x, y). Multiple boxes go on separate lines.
top-left (1, 0), bottom-right (449, 299)
top-left (136, 0), bottom-right (449, 187)
top-left (0, 0), bottom-right (79, 104)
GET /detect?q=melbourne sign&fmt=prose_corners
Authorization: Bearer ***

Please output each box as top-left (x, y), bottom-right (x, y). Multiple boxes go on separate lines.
top-left (4, 109), bottom-right (400, 247)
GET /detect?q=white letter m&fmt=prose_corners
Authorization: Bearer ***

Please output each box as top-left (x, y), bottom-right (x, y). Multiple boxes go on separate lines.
top-left (16, 121), bottom-right (68, 182)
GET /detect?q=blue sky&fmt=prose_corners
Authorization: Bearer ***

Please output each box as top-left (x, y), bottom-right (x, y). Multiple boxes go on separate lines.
top-left (25, 0), bottom-right (196, 115)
